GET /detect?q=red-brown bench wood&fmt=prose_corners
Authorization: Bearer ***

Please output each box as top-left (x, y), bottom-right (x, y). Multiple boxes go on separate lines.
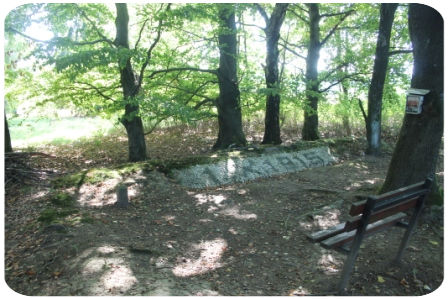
top-left (305, 178), bottom-right (433, 294)
top-left (321, 213), bottom-right (406, 249)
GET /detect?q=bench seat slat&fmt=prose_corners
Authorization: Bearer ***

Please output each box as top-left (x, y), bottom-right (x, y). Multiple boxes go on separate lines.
top-left (320, 213), bottom-right (407, 249)
top-left (306, 222), bottom-right (348, 243)
top-left (344, 199), bottom-right (417, 232)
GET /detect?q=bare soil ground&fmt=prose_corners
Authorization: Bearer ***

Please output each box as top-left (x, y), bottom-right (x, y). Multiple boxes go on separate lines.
top-left (4, 128), bottom-right (444, 296)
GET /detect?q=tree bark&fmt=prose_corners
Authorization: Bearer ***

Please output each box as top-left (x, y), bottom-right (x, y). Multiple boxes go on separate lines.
top-left (0, 81), bottom-right (12, 153)
top-left (340, 80), bottom-right (352, 137)
top-left (114, 3), bottom-right (147, 162)
top-left (365, 3), bottom-right (398, 156)
top-left (213, 5), bottom-right (247, 150)
top-left (259, 3), bottom-right (288, 145)
top-left (302, 4), bottom-right (321, 141)
top-left (380, 4), bottom-right (443, 205)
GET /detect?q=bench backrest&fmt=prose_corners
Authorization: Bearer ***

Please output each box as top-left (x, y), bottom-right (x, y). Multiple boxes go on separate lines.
top-left (344, 178), bottom-right (433, 232)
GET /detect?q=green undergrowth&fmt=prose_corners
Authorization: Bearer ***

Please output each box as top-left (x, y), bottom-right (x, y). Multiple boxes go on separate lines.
top-left (38, 208), bottom-right (79, 225)
top-left (37, 208), bottom-right (94, 226)
top-left (50, 192), bottom-right (76, 207)
top-left (53, 162), bottom-right (155, 188)
top-left (38, 192), bottom-right (94, 226)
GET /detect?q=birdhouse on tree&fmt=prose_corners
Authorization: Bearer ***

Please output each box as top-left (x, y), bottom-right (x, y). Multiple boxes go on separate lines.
top-left (405, 88), bottom-right (430, 114)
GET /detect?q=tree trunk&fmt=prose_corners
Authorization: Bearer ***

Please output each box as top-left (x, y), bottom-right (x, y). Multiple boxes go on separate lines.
top-left (302, 4), bottom-right (321, 141)
top-left (380, 4), bottom-right (443, 206)
top-left (336, 29), bottom-right (351, 137)
top-left (115, 3), bottom-right (147, 162)
top-left (119, 56), bottom-right (148, 162)
top-left (213, 5), bottom-right (247, 150)
top-left (261, 3), bottom-right (288, 145)
top-left (340, 83), bottom-right (352, 137)
top-left (365, 3), bottom-right (398, 156)
top-left (0, 81), bottom-right (12, 153)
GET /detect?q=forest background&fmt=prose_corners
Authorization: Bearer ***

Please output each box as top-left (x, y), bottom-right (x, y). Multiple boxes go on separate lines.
top-left (4, 2), bottom-right (445, 198)
top-left (1, 2), bottom-right (446, 296)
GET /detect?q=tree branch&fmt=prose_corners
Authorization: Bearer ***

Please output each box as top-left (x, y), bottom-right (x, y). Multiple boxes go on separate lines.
top-left (239, 22), bottom-right (266, 32)
top-left (389, 49), bottom-right (413, 56)
top-left (7, 26), bottom-right (112, 47)
top-left (147, 67), bottom-right (218, 79)
top-left (194, 98), bottom-right (215, 110)
top-left (183, 80), bottom-right (217, 106)
top-left (74, 81), bottom-right (117, 102)
top-left (138, 3), bottom-right (172, 87)
top-left (6, 27), bottom-right (49, 43)
top-left (318, 71), bottom-right (369, 93)
top-left (135, 18), bottom-right (150, 49)
top-left (160, 79), bottom-right (217, 106)
top-left (358, 98), bottom-right (368, 124)
top-left (320, 11), bottom-right (354, 18)
top-left (254, 3), bottom-right (269, 29)
top-left (291, 3), bottom-right (308, 13)
top-left (76, 4), bottom-right (115, 47)
top-left (144, 116), bottom-right (169, 135)
top-left (318, 80), bottom-right (345, 93)
top-left (282, 44), bottom-right (307, 60)
top-left (318, 62), bottom-right (349, 83)
top-left (279, 25), bottom-right (291, 83)
top-left (288, 9), bottom-right (310, 24)
top-left (320, 9), bottom-right (355, 47)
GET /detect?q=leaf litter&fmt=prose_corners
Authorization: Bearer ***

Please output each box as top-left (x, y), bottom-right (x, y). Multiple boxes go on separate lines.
top-left (4, 125), bottom-right (444, 296)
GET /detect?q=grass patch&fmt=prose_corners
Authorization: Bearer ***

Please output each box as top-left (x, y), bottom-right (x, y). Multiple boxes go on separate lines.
top-left (80, 214), bottom-right (95, 224)
top-left (9, 116), bottom-right (116, 147)
top-left (71, 213), bottom-right (95, 225)
top-left (84, 168), bottom-right (121, 183)
top-left (114, 162), bottom-right (154, 174)
top-left (53, 171), bottom-right (88, 189)
top-left (54, 167), bottom-right (123, 188)
top-left (37, 209), bottom-right (79, 224)
top-left (50, 193), bottom-right (76, 207)
top-left (53, 163), bottom-right (155, 189)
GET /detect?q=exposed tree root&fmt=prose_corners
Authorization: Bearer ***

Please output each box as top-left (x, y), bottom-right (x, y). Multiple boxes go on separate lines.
top-left (4, 151), bottom-right (58, 187)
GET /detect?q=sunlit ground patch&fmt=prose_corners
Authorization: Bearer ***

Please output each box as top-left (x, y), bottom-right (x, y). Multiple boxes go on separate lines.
top-left (173, 238), bottom-right (227, 277)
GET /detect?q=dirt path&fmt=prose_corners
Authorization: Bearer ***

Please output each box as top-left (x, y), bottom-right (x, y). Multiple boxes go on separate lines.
top-left (4, 149), bottom-right (444, 296)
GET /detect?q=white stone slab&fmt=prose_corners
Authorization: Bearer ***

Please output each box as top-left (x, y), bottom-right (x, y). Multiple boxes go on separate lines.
top-left (172, 146), bottom-right (336, 189)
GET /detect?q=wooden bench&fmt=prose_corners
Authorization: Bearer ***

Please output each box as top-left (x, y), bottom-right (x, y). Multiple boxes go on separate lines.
top-left (306, 178), bottom-right (433, 294)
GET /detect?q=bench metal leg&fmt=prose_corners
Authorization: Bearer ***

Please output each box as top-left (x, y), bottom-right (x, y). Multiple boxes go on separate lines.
top-left (336, 242), bottom-right (362, 293)
top-left (394, 194), bottom-right (427, 264)
top-left (336, 197), bottom-right (376, 293)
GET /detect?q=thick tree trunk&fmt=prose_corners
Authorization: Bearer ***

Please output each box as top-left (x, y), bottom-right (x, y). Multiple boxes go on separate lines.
top-left (365, 3), bottom-right (398, 156)
top-left (115, 3), bottom-right (147, 162)
top-left (0, 81), bottom-right (12, 153)
top-left (213, 5), bottom-right (247, 150)
top-left (380, 4), bottom-right (443, 205)
top-left (119, 63), bottom-right (147, 162)
top-left (261, 3), bottom-right (288, 145)
top-left (302, 4), bottom-right (321, 141)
